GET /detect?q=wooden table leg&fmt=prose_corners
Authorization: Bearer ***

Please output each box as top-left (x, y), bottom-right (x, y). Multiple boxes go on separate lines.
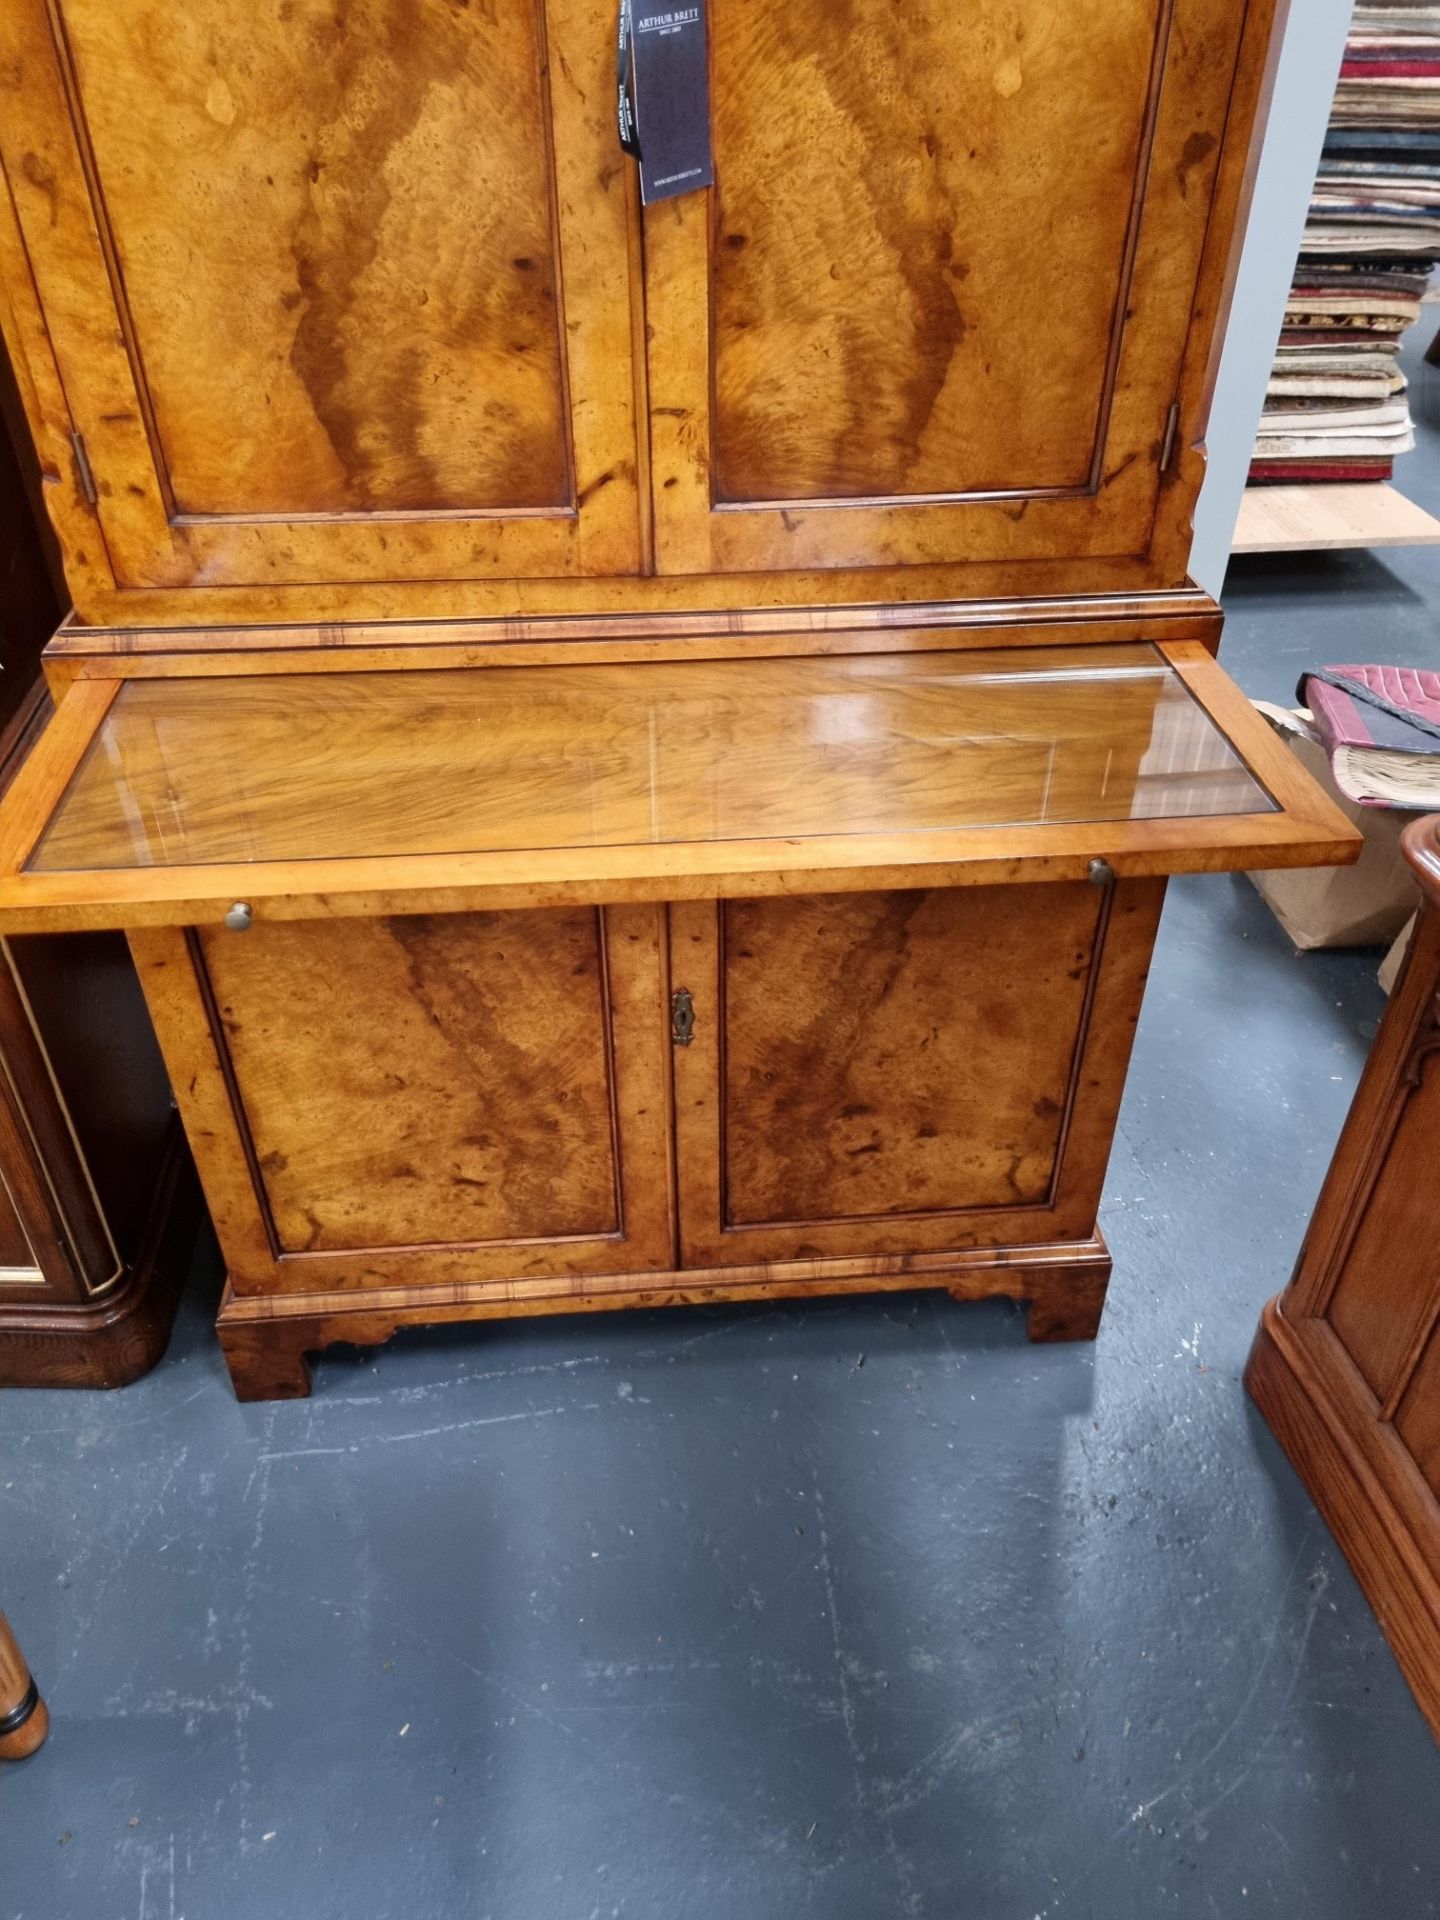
top-left (0, 1612), bottom-right (49, 1760)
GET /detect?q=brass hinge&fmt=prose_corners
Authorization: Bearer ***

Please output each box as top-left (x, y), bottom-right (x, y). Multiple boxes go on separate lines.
top-left (1159, 401), bottom-right (1181, 476)
top-left (70, 430), bottom-right (98, 506)
top-left (670, 986), bottom-right (695, 1047)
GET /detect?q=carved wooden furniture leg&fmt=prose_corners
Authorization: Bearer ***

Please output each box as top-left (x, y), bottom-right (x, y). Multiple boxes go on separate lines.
top-left (1247, 816), bottom-right (1440, 1744)
top-left (0, 1613), bottom-right (48, 1761)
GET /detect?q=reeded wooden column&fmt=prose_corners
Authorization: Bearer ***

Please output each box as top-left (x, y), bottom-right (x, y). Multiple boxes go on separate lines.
top-left (0, 1612), bottom-right (48, 1760)
top-left (1247, 814), bottom-right (1440, 1744)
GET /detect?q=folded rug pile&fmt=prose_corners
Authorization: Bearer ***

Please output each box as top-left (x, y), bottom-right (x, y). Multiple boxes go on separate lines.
top-left (1252, 2), bottom-right (1440, 483)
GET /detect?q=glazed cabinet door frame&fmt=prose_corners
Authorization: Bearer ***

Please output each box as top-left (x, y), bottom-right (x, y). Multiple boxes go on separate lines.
top-left (0, 644), bottom-right (1361, 938)
top-left (0, 0), bottom-right (645, 597)
top-left (667, 880), bottom-right (1168, 1268)
top-left (128, 904), bottom-right (676, 1296)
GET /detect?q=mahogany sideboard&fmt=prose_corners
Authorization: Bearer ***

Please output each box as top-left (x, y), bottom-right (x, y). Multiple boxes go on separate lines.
top-left (0, 0), bottom-right (1361, 1397)
top-left (1248, 816), bottom-right (1440, 1744)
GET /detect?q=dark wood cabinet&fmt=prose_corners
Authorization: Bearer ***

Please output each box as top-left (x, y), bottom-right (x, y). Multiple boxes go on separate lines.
top-left (0, 352), bottom-right (195, 1388)
top-left (0, 0), bottom-right (1362, 1398)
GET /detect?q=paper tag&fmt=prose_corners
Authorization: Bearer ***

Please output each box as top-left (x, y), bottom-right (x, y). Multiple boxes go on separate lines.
top-left (624, 0), bottom-right (714, 206)
top-left (616, 0), bottom-right (640, 158)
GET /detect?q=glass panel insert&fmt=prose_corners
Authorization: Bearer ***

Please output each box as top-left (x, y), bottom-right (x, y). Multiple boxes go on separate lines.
top-left (30, 645), bottom-right (1274, 874)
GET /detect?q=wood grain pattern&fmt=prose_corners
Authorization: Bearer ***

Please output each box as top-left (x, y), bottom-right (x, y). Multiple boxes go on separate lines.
top-left (131, 906), bottom-right (675, 1294)
top-left (27, 645), bottom-right (1269, 874)
top-left (0, 677), bottom-right (118, 879)
top-left (198, 909), bottom-right (623, 1254)
top-left (1396, 1320), bottom-right (1440, 1500)
top-left (35, 593), bottom-right (1227, 693)
top-left (1150, 0), bottom-right (1284, 572)
top-left (0, 0), bottom-right (1286, 619)
top-left (54, 0), bottom-right (570, 517)
top-left (0, 941), bottom-right (116, 1297)
top-left (0, 640), bottom-right (1359, 936)
top-left (645, 0), bottom-right (1249, 577)
top-left (0, 0), bottom-right (644, 589)
top-left (669, 878), bottom-right (1167, 1266)
top-left (717, 887), bottom-right (1098, 1223)
top-left (1326, 1032), bottom-right (1440, 1403)
top-left (212, 1236), bottom-right (1115, 1399)
top-left (1247, 1303), bottom-right (1440, 1745)
top-left (6, 555), bottom-right (1202, 632)
top-left (0, 65), bottom-right (116, 620)
top-left (1232, 482), bottom-right (1440, 556)
top-left (1247, 821), bottom-right (1440, 1744)
top-left (708, 0), bottom-right (1159, 503)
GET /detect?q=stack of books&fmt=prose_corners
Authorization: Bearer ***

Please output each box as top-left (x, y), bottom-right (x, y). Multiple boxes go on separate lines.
top-left (1251, 2), bottom-right (1440, 484)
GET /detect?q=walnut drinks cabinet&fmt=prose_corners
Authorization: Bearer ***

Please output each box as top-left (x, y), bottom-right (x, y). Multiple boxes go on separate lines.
top-left (0, 0), bottom-right (1359, 1398)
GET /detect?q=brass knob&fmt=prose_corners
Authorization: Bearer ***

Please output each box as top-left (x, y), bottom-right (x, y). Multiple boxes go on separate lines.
top-left (224, 902), bottom-right (254, 932)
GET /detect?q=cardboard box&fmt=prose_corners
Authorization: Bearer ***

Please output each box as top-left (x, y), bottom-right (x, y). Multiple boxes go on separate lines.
top-left (1379, 911), bottom-right (1418, 996)
top-left (1248, 719), bottom-right (1420, 950)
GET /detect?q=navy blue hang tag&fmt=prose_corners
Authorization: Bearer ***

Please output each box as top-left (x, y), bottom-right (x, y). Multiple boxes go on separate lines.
top-left (627, 2), bottom-right (714, 205)
top-left (616, 0), bottom-right (641, 159)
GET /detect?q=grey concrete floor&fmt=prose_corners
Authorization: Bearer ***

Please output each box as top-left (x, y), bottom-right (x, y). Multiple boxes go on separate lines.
top-left (7, 356), bottom-right (1440, 1918)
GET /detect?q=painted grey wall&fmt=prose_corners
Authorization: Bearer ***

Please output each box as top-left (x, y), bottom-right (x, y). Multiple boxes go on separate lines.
top-left (1188, 1), bottom-right (1355, 597)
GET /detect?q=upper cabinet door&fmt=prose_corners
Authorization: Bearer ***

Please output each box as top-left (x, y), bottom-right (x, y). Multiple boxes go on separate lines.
top-left (645, 0), bottom-right (1255, 577)
top-left (0, 0), bottom-right (642, 595)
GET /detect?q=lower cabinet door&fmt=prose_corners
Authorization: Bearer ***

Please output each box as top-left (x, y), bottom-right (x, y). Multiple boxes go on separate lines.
top-left (130, 905), bottom-right (675, 1293)
top-left (668, 883), bottom-right (1165, 1267)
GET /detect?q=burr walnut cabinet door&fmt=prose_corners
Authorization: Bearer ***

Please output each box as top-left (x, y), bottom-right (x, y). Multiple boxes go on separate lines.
top-left (128, 906), bottom-right (674, 1294)
top-left (668, 882), bottom-right (1166, 1267)
top-left (0, 0), bottom-right (642, 598)
top-left (645, 0), bottom-right (1256, 578)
